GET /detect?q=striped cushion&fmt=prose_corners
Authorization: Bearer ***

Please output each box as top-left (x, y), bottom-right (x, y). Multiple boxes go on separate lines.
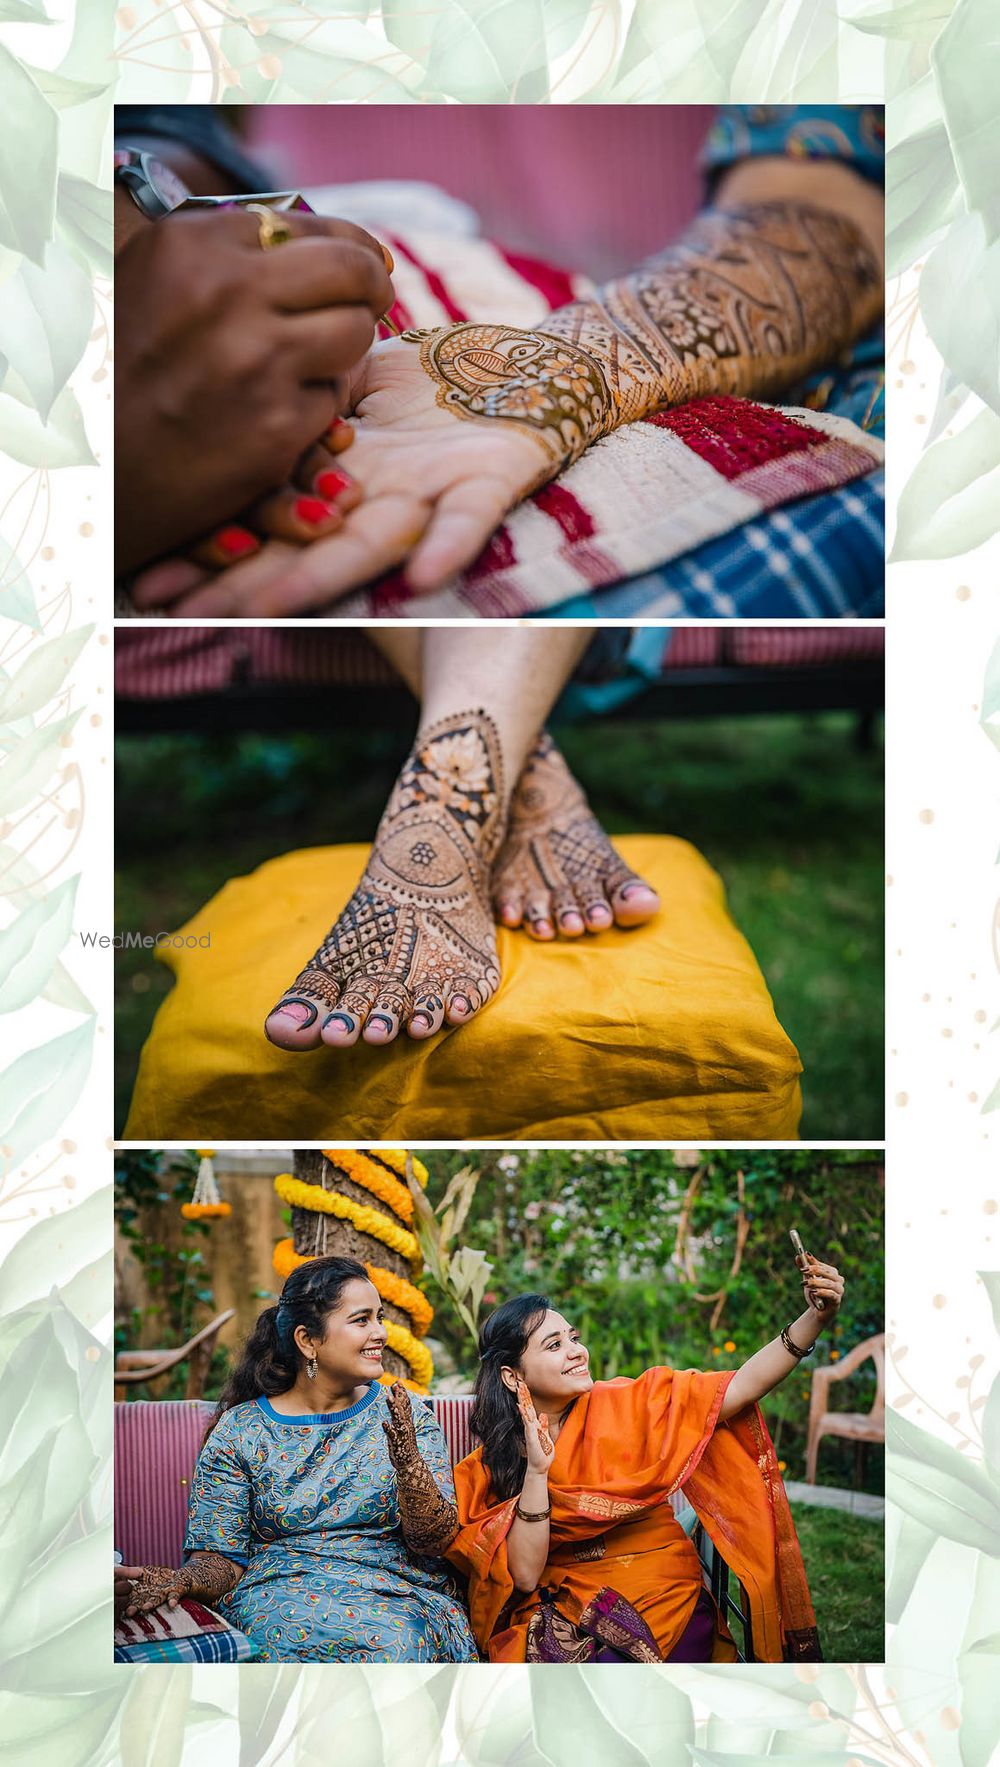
top-left (431, 1394), bottom-right (474, 1466)
top-left (662, 629), bottom-right (724, 668)
top-left (114, 1595), bottom-right (254, 1662)
top-left (726, 627), bottom-right (884, 667)
top-left (114, 1399), bottom-right (214, 1569)
top-left (115, 1395), bottom-right (475, 1567)
top-left (114, 629), bottom-right (395, 700)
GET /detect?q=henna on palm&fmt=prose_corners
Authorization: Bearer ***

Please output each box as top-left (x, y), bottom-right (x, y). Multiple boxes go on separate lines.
top-left (126, 1552), bottom-right (243, 1616)
top-left (407, 202), bottom-right (881, 471)
top-left (493, 733), bottom-right (651, 932)
top-left (383, 1382), bottom-right (459, 1556)
top-left (268, 708), bottom-right (504, 1043)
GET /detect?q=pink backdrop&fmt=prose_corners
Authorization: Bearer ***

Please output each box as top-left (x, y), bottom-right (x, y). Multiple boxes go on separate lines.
top-left (246, 106), bottom-right (714, 279)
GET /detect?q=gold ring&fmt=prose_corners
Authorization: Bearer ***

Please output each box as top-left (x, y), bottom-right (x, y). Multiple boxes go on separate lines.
top-left (246, 202), bottom-right (293, 251)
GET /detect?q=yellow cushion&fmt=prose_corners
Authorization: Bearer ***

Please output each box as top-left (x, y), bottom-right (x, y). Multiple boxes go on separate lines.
top-left (124, 836), bottom-right (801, 1141)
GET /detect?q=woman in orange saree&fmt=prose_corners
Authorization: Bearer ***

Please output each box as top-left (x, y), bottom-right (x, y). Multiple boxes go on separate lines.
top-left (447, 1251), bottom-right (844, 1664)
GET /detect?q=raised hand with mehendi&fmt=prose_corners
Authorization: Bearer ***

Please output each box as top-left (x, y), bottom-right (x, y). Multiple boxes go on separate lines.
top-left (382, 1381), bottom-right (460, 1557)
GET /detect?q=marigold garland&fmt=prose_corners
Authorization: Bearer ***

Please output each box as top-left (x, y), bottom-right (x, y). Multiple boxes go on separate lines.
top-left (376, 1373), bottom-right (426, 1395)
top-left (275, 1148), bottom-right (435, 1391)
top-left (320, 1150), bottom-right (414, 1223)
top-left (273, 1173), bottom-right (419, 1264)
top-left (272, 1239), bottom-right (433, 1337)
top-left (384, 1320), bottom-right (434, 1390)
top-left (324, 1147), bottom-right (429, 1189)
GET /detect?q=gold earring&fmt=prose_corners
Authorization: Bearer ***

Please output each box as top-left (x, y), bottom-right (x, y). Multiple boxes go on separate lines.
top-left (306, 1355), bottom-right (317, 1380)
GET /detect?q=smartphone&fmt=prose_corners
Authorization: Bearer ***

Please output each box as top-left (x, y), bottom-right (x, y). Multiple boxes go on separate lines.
top-left (790, 1228), bottom-right (827, 1310)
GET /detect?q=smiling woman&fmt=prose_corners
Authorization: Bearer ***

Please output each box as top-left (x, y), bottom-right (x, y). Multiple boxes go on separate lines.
top-left (119, 1256), bottom-right (477, 1664)
top-left (448, 1277), bottom-right (845, 1664)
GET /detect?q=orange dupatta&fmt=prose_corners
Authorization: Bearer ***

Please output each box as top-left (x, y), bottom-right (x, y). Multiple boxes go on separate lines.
top-left (448, 1366), bottom-right (819, 1664)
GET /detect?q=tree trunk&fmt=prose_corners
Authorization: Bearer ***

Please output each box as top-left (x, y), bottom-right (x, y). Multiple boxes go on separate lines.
top-left (291, 1150), bottom-right (412, 1381)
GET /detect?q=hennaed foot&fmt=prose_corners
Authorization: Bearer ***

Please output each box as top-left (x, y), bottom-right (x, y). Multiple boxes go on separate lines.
top-left (492, 732), bottom-right (660, 940)
top-left (265, 709), bottom-right (505, 1050)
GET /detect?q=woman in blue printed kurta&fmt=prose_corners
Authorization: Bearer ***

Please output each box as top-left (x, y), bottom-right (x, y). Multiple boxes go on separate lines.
top-left (122, 1257), bottom-right (478, 1663)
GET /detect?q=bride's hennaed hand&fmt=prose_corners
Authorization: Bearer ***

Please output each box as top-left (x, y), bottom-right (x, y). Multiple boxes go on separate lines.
top-left (800, 1254), bottom-right (845, 1320)
top-left (516, 1377), bottom-right (555, 1473)
top-left (129, 327), bottom-right (577, 619)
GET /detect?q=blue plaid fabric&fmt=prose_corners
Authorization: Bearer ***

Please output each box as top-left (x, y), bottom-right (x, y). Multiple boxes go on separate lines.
top-left (542, 471), bottom-right (884, 623)
top-left (114, 1623), bottom-right (255, 1663)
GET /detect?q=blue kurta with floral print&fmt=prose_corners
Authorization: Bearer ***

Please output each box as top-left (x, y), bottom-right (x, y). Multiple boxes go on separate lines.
top-left (183, 1384), bottom-right (478, 1663)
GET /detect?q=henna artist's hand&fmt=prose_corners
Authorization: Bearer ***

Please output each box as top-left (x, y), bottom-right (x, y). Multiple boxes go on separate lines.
top-left (129, 420), bottom-right (363, 605)
top-left (116, 206), bottom-right (394, 575)
top-left (799, 1255), bottom-right (845, 1322)
top-left (114, 1563), bottom-right (144, 1620)
top-left (130, 333), bottom-right (558, 617)
top-left (517, 1378), bottom-right (555, 1474)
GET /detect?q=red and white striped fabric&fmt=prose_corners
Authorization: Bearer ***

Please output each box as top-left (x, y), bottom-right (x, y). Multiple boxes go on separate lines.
top-left (324, 229), bottom-right (884, 620)
top-left (727, 627), bottom-right (885, 667)
top-left (431, 1393), bottom-right (475, 1468)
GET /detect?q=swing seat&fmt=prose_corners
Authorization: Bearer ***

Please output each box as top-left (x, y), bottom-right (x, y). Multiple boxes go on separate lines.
top-left (123, 835), bottom-right (802, 1141)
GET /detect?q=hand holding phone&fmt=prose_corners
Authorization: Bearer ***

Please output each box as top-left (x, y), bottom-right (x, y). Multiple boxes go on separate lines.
top-left (790, 1228), bottom-right (828, 1312)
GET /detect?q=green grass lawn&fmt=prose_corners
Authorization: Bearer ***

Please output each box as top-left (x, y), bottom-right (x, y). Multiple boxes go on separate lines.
top-left (114, 710), bottom-right (883, 1137)
top-left (788, 1501), bottom-right (884, 1663)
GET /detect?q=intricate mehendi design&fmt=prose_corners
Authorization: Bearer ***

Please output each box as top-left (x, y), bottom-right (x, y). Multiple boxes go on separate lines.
top-left (492, 733), bottom-right (644, 924)
top-left (125, 1552), bottom-right (243, 1615)
top-left (403, 324), bottom-right (616, 470)
top-left (409, 202), bottom-right (881, 473)
top-left (382, 1382), bottom-right (459, 1556)
top-left (271, 709), bottom-right (504, 1035)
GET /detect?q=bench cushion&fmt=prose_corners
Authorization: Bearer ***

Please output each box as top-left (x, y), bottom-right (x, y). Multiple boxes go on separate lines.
top-left (123, 835), bottom-right (801, 1141)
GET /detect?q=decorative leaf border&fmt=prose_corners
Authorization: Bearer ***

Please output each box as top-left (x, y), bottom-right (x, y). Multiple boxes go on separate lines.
top-left (1, 0), bottom-right (997, 1758)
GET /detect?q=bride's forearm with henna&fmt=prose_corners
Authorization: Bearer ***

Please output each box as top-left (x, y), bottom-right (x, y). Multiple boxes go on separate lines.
top-left (183, 1550), bottom-right (245, 1602)
top-left (409, 201), bottom-right (882, 470)
top-left (393, 1452), bottom-right (460, 1556)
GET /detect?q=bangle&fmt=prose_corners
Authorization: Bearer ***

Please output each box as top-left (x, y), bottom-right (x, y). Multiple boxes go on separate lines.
top-left (515, 1503), bottom-right (552, 1522)
top-left (781, 1324), bottom-right (814, 1360)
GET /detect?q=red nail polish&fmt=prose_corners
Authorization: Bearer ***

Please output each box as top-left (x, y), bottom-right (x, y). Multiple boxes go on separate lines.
top-left (324, 418), bottom-right (355, 456)
top-left (315, 468), bottom-right (353, 500)
top-left (294, 496), bottom-right (336, 526)
top-left (216, 526), bottom-right (259, 559)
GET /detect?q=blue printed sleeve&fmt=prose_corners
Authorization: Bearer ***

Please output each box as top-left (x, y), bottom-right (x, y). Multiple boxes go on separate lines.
top-left (183, 1407), bottom-right (252, 1566)
top-left (702, 105), bottom-right (884, 188)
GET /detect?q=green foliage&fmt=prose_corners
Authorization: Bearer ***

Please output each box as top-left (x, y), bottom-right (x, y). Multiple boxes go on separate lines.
top-left (408, 1163), bottom-right (494, 1352)
top-left (424, 1148), bottom-right (884, 1486)
top-left (114, 1149), bottom-right (223, 1397)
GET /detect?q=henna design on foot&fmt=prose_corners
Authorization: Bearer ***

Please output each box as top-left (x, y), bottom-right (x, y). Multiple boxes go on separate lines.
top-left (492, 733), bottom-right (660, 938)
top-left (266, 709), bottom-right (505, 1051)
